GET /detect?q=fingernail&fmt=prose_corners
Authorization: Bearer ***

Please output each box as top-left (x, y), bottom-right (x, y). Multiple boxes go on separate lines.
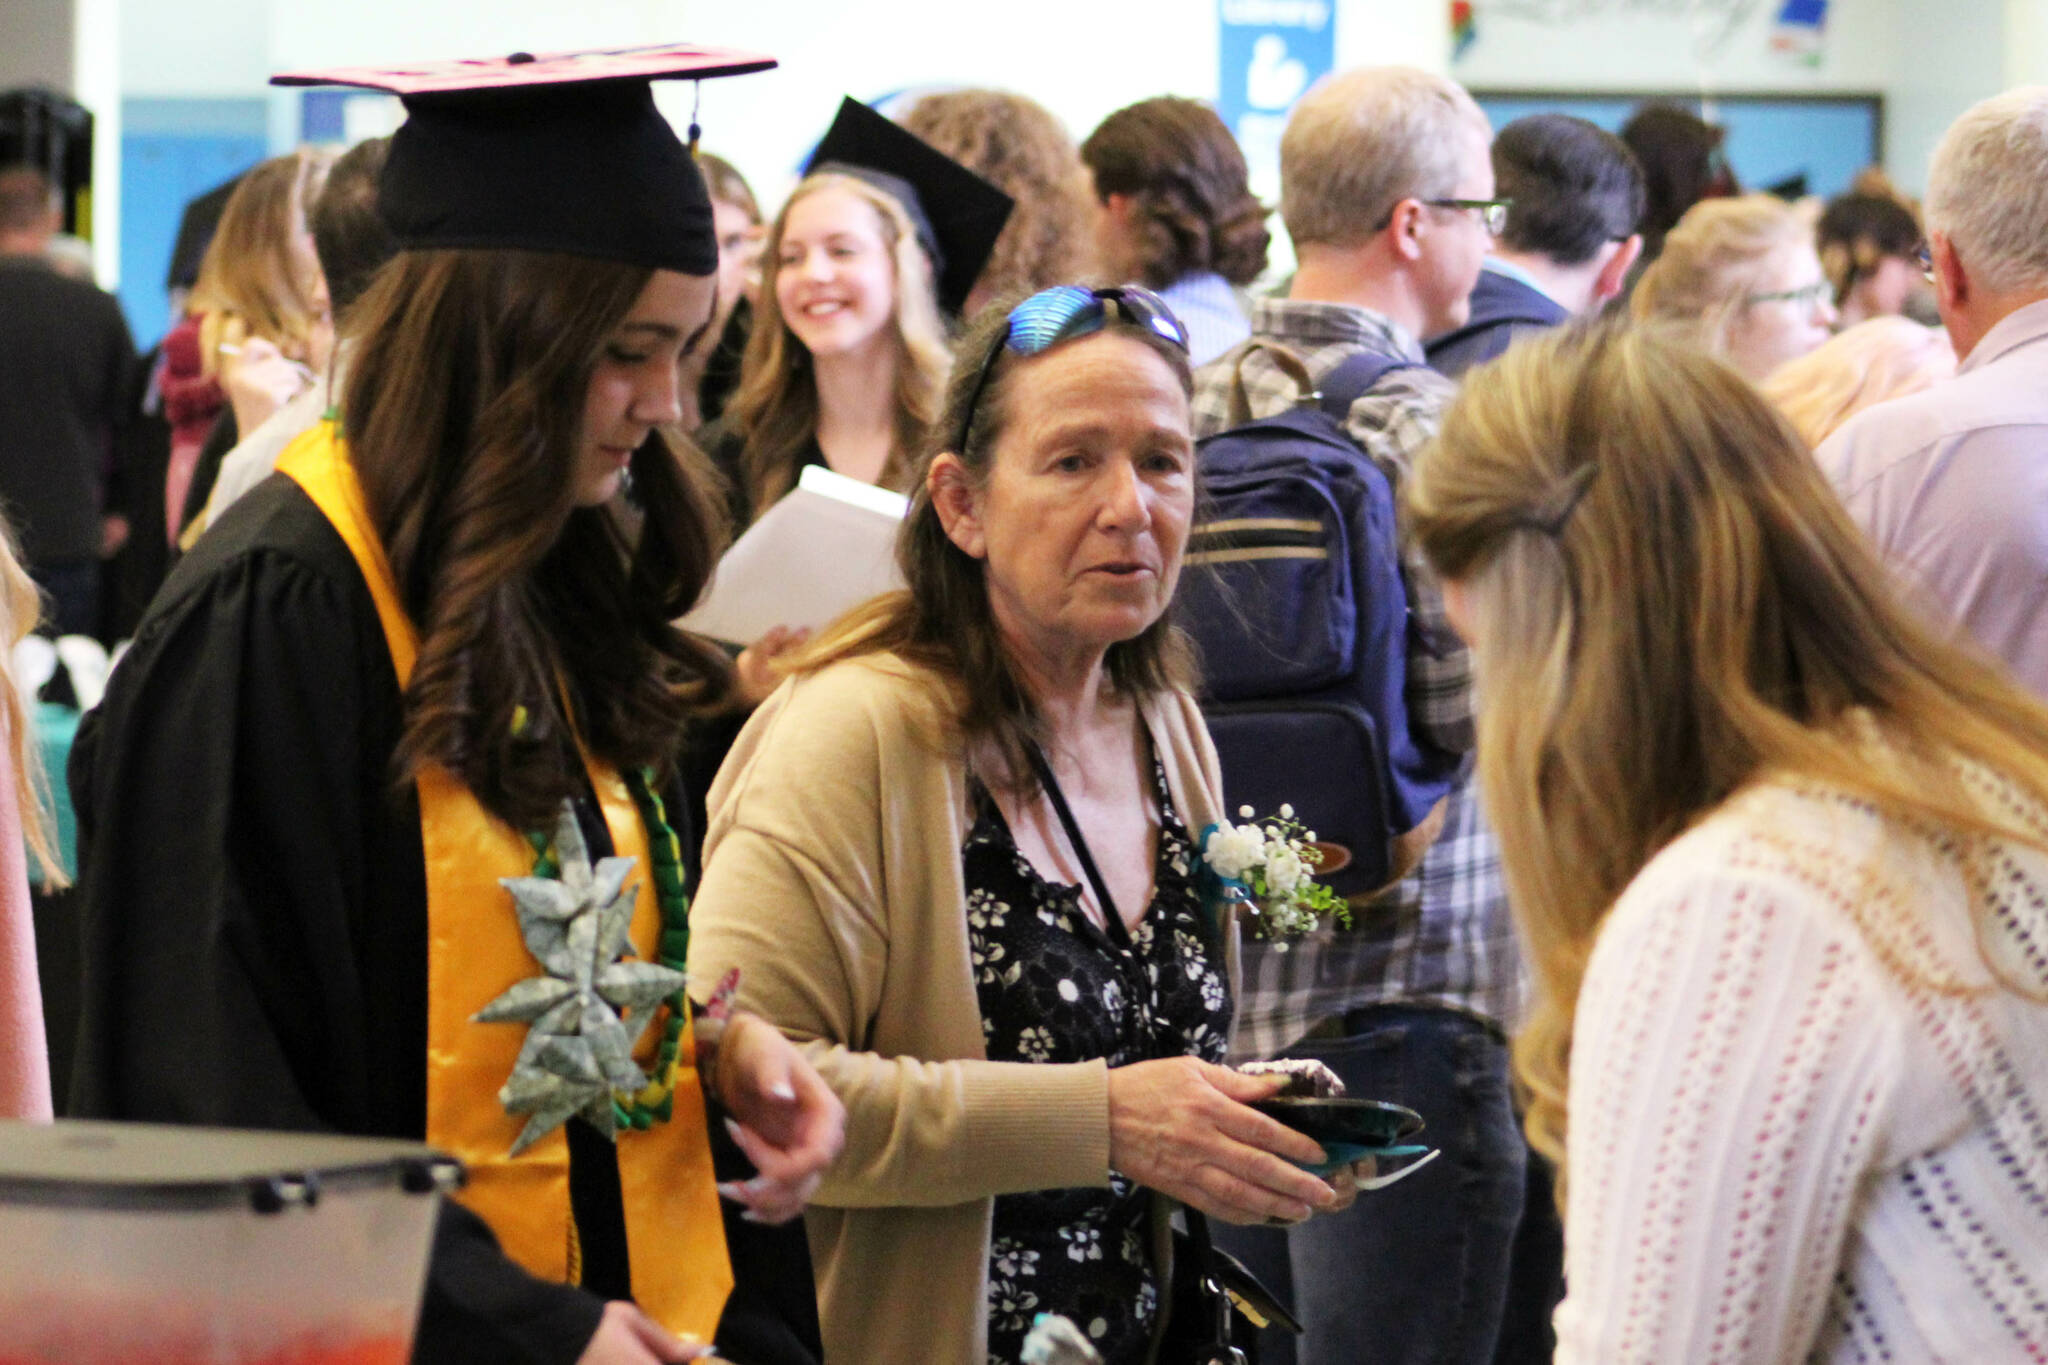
top-left (716, 1181), bottom-right (746, 1202)
top-left (740, 1210), bottom-right (768, 1224)
top-left (770, 1082), bottom-right (796, 1101)
top-left (724, 1116), bottom-right (744, 1141)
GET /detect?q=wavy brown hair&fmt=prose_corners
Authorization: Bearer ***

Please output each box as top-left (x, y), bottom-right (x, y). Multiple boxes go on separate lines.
top-left (900, 90), bottom-right (1098, 312)
top-left (1406, 322), bottom-right (2048, 1189)
top-left (726, 173), bottom-right (951, 520)
top-left (797, 292), bottom-right (1195, 793)
top-left (341, 249), bottom-right (732, 830)
top-left (1081, 97), bottom-right (1269, 289)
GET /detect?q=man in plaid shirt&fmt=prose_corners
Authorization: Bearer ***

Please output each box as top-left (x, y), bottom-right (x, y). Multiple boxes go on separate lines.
top-left (1197, 67), bottom-right (1534, 1365)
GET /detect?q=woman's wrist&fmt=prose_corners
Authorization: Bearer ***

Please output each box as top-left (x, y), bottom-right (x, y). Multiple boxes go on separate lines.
top-left (692, 967), bottom-right (742, 1105)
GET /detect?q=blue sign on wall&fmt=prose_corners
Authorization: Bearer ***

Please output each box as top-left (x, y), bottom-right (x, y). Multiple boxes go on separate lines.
top-left (1218, 0), bottom-right (1336, 198)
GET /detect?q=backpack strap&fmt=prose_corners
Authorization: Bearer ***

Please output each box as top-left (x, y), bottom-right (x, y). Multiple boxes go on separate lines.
top-left (1222, 339), bottom-right (1319, 427)
top-left (1317, 350), bottom-right (1421, 423)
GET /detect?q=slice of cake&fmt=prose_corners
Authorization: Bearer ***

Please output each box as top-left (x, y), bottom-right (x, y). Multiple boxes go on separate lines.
top-left (1237, 1058), bottom-right (1346, 1098)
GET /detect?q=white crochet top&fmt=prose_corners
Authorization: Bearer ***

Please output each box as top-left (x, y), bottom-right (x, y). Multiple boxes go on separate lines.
top-left (1556, 774), bottom-right (2048, 1362)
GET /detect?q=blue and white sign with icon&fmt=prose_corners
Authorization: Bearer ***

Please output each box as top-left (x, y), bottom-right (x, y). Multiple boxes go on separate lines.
top-left (1218, 0), bottom-right (1336, 201)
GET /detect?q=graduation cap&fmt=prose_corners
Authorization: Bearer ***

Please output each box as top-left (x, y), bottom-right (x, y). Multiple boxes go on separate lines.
top-left (272, 44), bottom-right (777, 275)
top-left (167, 173), bottom-right (241, 291)
top-left (804, 96), bottom-right (1012, 317)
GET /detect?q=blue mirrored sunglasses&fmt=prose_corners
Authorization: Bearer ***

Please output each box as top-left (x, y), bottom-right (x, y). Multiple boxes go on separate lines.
top-left (952, 285), bottom-right (1190, 454)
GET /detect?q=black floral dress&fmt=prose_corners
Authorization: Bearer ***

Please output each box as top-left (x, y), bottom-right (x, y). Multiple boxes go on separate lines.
top-left (965, 758), bottom-right (1232, 1365)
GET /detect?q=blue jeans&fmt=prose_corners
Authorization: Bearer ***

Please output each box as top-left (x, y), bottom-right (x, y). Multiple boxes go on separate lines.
top-left (1214, 1006), bottom-right (1526, 1365)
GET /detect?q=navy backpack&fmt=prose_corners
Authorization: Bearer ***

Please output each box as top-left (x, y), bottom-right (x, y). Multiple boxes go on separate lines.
top-left (1181, 343), bottom-right (1460, 897)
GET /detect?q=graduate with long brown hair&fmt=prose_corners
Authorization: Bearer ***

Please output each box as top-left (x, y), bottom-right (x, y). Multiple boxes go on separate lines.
top-left (67, 48), bottom-right (842, 1365)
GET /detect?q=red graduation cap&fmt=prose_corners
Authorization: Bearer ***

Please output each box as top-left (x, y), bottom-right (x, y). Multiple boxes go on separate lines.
top-left (272, 44), bottom-right (777, 274)
top-left (271, 43), bottom-right (776, 96)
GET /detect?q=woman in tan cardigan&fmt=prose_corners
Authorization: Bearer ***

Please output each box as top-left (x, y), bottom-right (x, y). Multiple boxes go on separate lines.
top-left (688, 287), bottom-right (1350, 1364)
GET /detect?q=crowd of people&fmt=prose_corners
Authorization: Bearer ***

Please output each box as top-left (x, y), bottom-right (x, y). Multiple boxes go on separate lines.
top-left (0, 42), bottom-right (2045, 1365)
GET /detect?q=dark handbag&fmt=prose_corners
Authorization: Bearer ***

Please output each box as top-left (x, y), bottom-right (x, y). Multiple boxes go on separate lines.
top-left (1158, 1207), bottom-right (1300, 1364)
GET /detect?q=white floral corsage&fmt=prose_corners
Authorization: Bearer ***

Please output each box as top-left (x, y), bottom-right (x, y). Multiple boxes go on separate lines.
top-left (1199, 804), bottom-right (1351, 942)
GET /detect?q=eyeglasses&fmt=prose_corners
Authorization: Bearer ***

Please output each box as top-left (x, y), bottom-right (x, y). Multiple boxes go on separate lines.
top-left (1427, 198), bottom-right (1512, 236)
top-left (951, 284), bottom-right (1190, 455)
top-left (1916, 242), bottom-right (1935, 283)
top-left (1744, 279), bottom-right (1833, 313)
top-left (1370, 198), bottom-right (1515, 238)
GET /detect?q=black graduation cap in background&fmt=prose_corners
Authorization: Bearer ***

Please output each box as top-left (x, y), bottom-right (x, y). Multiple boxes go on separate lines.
top-left (167, 173), bottom-right (241, 291)
top-left (272, 44), bottom-right (777, 275)
top-left (805, 96), bottom-right (1013, 317)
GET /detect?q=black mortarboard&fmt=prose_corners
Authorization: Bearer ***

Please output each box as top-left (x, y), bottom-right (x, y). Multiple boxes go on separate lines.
top-left (272, 44), bottom-right (776, 275)
top-left (167, 173), bottom-right (240, 291)
top-left (804, 96), bottom-right (1013, 317)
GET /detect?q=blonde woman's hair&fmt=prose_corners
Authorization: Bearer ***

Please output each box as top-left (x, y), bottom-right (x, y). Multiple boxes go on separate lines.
top-left (900, 89), bottom-right (1098, 306)
top-left (728, 172), bottom-right (951, 518)
top-left (1405, 322), bottom-right (2048, 1185)
top-left (190, 148), bottom-right (333, 374)
top-left (0, 524), bottom-right (66, 889)
top-left (1760, 316), bottom-right (1956, 448)
top-left (1630, 193), bottom-right (1811, 357)
top-left (1279, 66), bottom-right (1490, 249)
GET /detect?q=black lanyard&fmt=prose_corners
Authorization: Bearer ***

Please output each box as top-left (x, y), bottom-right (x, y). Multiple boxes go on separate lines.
top-left (1025, 741), bottom-right (1136, 953)
top-left (1031, 743), bottom-right (1246, 1360)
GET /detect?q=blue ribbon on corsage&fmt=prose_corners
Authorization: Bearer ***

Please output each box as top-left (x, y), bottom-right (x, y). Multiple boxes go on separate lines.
top-left (1195, 820), bottom-right (1252, 930)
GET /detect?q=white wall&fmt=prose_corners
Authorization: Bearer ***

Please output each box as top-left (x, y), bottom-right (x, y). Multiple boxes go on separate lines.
top-left (119, 0), bottom-right (267, 96)
top-left (1444, 0), bottom-right (2045, 194)
top-left (1453, 0), bottom-right (1900, 92)
top-left (1889, 0), bottom-right (2007, 188)
top-left (74, 0), bottom-right (121, 281)
top-left (130, 0), bottom-right (1445, 224)
top-left (262, 1), bottom-right (1242, 217)
top-left (78, 0), bottom-right (2048, 245)
top-left (2007, 0), bottom-right (2048, 86)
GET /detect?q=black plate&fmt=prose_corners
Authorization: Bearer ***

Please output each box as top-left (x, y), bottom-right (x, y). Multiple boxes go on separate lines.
top-left (1251, 1097), bottom-right (1424, 1147)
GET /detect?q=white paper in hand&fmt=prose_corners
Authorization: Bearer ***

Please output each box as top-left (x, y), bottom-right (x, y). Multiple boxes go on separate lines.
top-left (680, 463), bottom-right (910, 645)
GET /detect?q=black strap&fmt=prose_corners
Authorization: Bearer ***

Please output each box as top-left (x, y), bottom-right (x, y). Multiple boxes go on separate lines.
top-left (1030, 745), bottom-right (1247, 1358)
top-left (1187, 1207), bottom-right (1231, 1349)
top-left (1316, 349), bottom-right (1420, 423)
top-left (1025, 741), bottom-right (1135, 952)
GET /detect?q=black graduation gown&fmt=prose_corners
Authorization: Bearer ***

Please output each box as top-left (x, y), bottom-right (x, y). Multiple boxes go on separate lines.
top-left (690, 418), bottom-right (827, 537)
top-left (67, 474), bottom-right (819, 1365)
top-left (676, 422), bottom-right (830, 863)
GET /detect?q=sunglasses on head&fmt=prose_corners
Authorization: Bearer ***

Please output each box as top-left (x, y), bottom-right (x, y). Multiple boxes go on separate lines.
top-left (952, 285), bottom-right (1190, 455)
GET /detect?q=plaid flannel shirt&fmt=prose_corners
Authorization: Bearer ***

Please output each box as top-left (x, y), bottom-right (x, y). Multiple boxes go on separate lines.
top-left (1189, 297), bottom-right (1523, 1058)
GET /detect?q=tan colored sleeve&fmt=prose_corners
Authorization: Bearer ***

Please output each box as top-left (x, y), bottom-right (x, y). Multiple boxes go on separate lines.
top-left (688, 664), bottom-right (1112, 1210)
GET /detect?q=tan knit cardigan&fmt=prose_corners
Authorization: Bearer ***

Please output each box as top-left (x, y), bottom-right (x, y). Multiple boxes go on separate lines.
top-left (688, 651), bottom-right (1231, 1365)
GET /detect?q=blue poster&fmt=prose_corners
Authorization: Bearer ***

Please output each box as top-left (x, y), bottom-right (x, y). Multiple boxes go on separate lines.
top-left (1771, 0), bottom-right (1829, 66)
top-left (1217, 0), bottom-right (1336, 199)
